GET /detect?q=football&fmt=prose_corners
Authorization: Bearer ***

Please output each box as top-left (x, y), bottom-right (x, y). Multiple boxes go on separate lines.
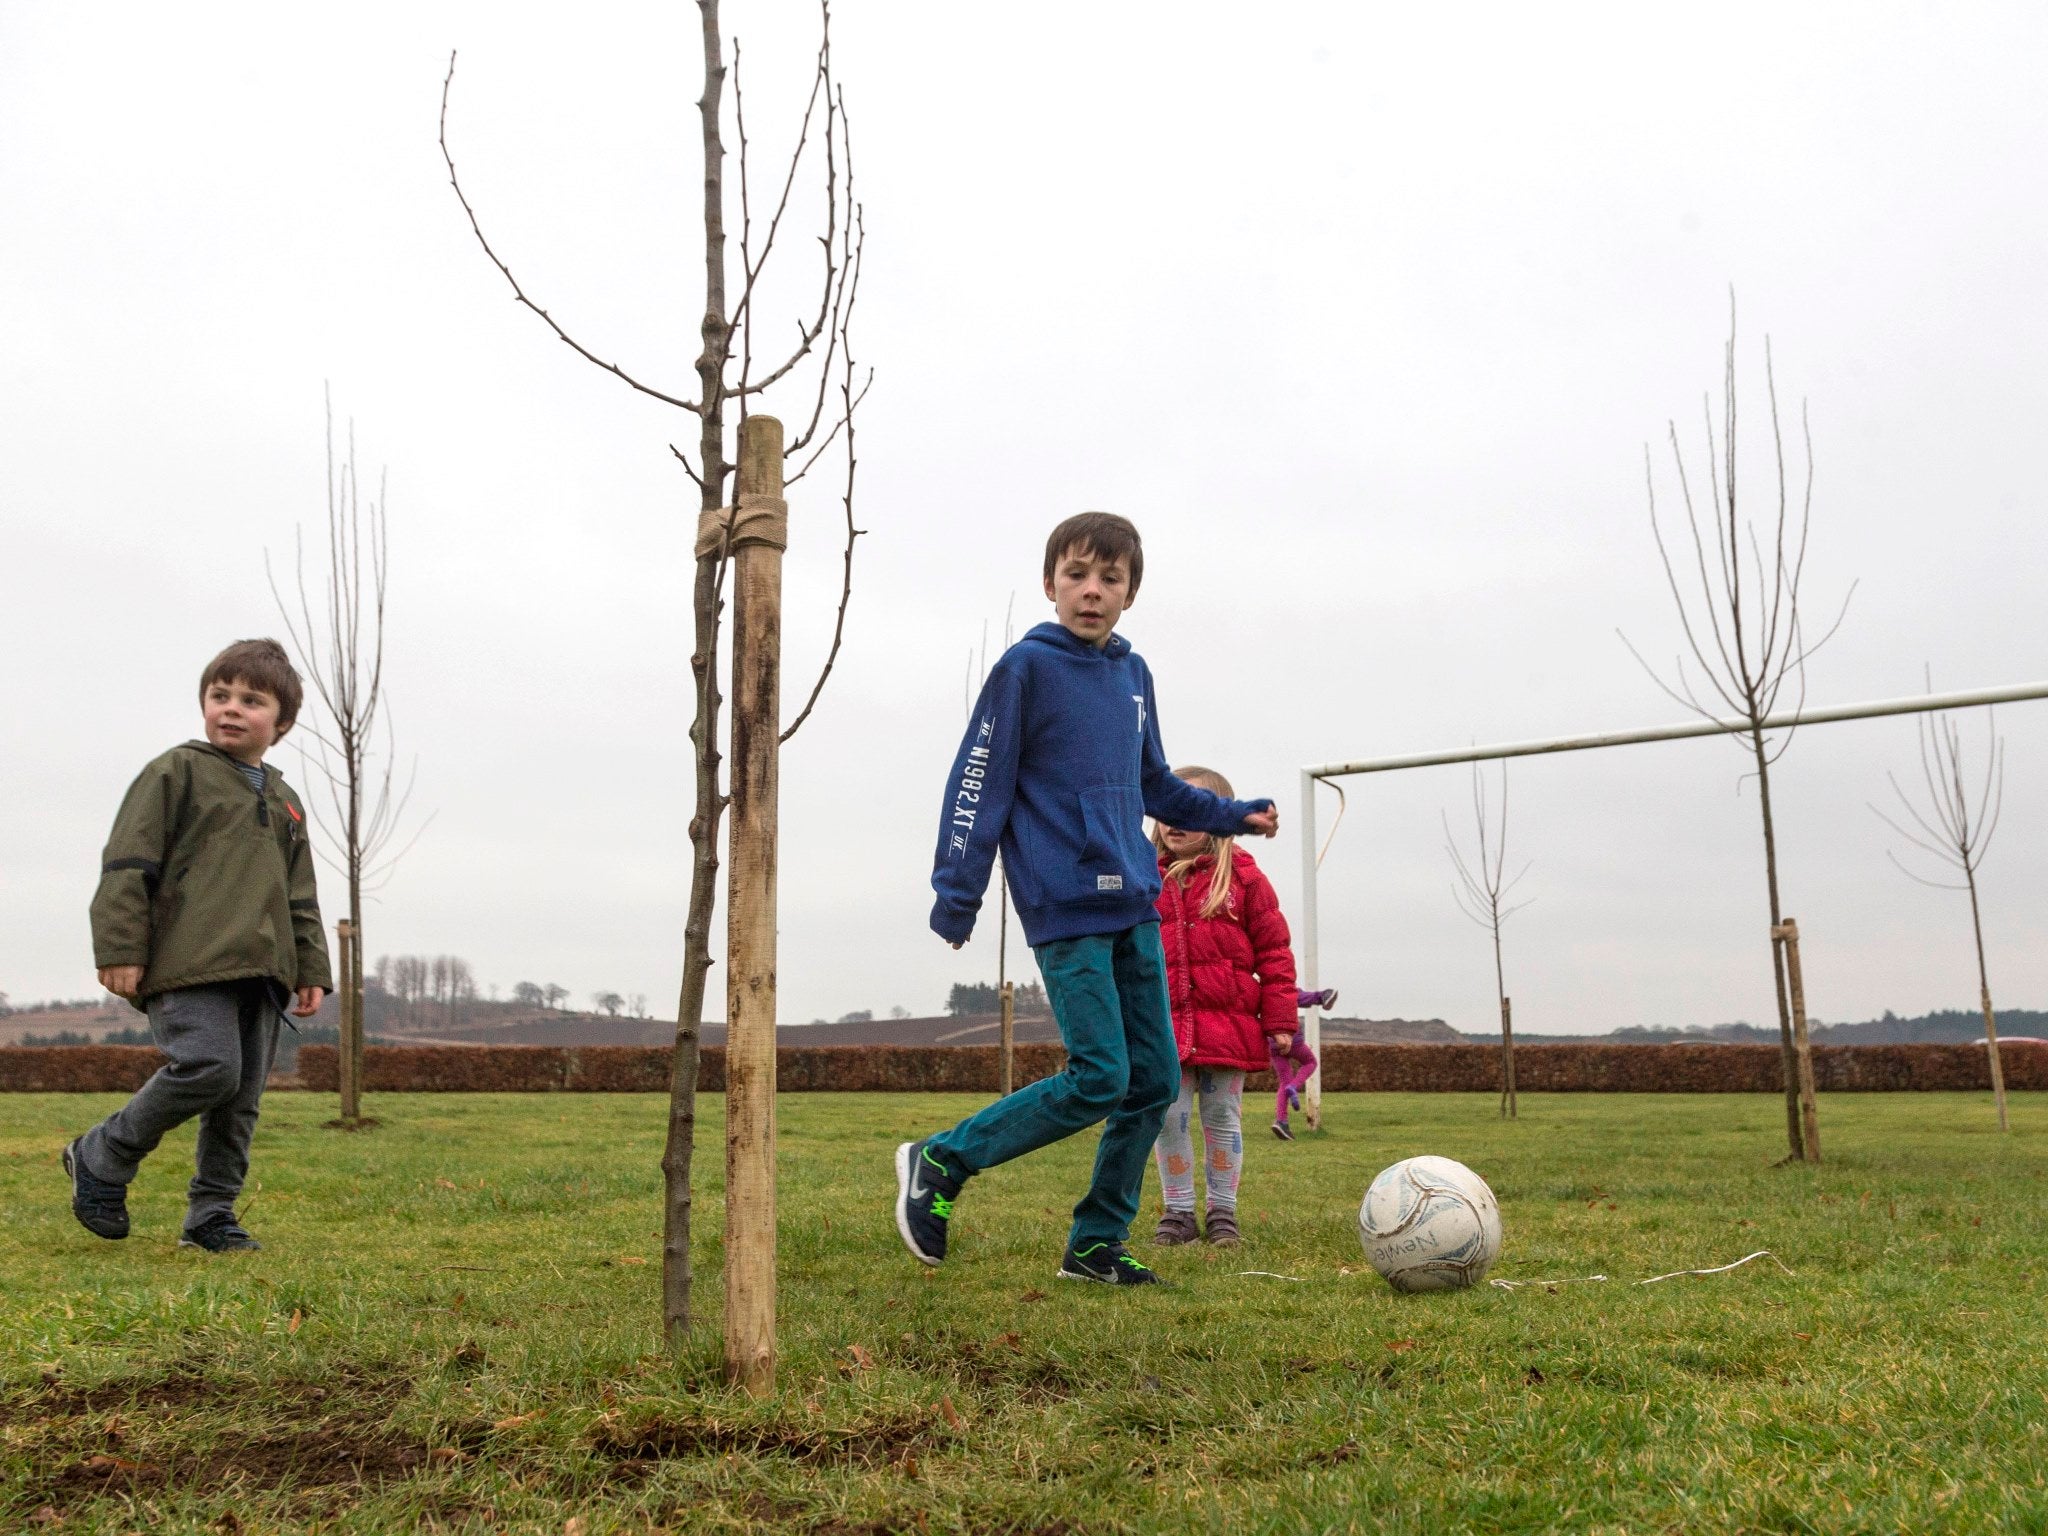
top-left (1357, 1155), bottom-right (1503, 1292)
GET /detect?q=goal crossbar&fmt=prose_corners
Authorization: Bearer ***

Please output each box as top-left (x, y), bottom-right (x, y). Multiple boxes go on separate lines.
top-left (1303, 680), bottom-right (2048, 783)
top-left (1294, 678), bottom-right (2048, 1108)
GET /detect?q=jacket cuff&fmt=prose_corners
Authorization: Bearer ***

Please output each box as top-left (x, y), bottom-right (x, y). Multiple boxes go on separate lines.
top-left (1230, 797), bottom-right (1274, 832)
top-left (929, 898), bottom-right (976, 946)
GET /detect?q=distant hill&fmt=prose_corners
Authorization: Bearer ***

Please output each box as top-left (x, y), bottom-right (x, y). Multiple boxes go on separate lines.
top-left (1461, 1008), bottom-right (2048, 1046)
top-left (0, 997), bottom-right (143, 1046)
top-left (11, 993), bottom-right (2038, 1052)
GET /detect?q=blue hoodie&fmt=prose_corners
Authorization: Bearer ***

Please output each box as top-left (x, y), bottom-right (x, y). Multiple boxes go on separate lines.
top-left (931, 622), bottom-right (1272, 948)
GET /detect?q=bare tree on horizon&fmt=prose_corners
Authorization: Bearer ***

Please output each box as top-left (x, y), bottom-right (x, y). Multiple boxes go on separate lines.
top-left (1619, 298), bottom-right (1855, 1165)
top-left (1444, 760), bottom-right (1531, 1119)
top-left (441, 0), bottom-right (867, 1344)
top-left (1871, 687), bottom-right (2011, 1129)
top-left (269, 395), bottom-right (426, 1127)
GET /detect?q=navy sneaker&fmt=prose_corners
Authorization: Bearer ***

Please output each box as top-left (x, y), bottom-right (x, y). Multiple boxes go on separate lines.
top-left (180, 1214), bottom-right (262, 1252)
top-left (1058, 1240), bottom-right (1163, 1286)
top-left (1271, 1119), bottom-right (1295, 1141)
top-left (63, 1139), bottom-right (129, 1240)
top-left (894, 1139), bottom-right (963, 1267)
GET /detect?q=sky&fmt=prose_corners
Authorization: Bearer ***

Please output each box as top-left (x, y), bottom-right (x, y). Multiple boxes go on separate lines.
top-left (3, 2), bottom-right (2044, 1035)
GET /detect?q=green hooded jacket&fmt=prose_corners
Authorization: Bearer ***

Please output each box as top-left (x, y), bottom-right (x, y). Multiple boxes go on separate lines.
top-left (90, 741), bottom-right (333, 1001)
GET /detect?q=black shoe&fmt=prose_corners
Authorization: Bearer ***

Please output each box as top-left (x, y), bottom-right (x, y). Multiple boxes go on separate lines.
top-left (894, 1139), bottom-right (962, 1267)
top-left (1058, 1240), bottom-right (1163, 1285)
top-left (1272, 1120), bottom-right (1295, 1141)
top-left (63, 1139), bottom-right (129, 1240)
top-left (180, 1214), bottom-right (262, 1252)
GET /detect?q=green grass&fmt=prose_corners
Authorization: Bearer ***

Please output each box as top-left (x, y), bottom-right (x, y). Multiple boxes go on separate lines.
top-left (4, 1090), bottom-right (2046, 1534)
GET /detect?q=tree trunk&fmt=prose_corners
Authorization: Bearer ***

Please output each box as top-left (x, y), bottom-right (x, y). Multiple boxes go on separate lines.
top-left (336, 751), bottom-right (366, 1125)
top-left (997, 864), bottom-right (1013, 1096)
top-left (1966, 873), bottom-right (2008, 1132)
top-left (1751, 732), bottom-right (1816, 1162)
top-left (662, 0), bottom-right (732, 1350)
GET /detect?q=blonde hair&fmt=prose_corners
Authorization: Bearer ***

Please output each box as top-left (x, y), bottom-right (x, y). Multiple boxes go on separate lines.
top-left (1153, 765), bottom-right (1236, 918)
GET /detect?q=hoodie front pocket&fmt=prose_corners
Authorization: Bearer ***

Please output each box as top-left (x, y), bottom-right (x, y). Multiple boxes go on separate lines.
top-left (1070, 784), bottom-right (1147, 901)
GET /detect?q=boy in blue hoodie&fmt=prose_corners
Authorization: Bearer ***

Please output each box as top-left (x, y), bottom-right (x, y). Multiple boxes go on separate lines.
top-left (895, 512), bottom-right (1279, 1285)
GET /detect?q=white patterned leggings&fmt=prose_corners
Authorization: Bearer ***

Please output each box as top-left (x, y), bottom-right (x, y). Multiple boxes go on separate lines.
top-left (1152, 1067), bottom-right (1246, 1213)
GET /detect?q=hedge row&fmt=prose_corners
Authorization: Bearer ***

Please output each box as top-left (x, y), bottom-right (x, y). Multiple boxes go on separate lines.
top-left (0, 1046), bottom-right (165, 1093)
top-left (281, 1040), bottom-right (2048, 1093)
top-left (291, 1043), bottom-right (1078, 1094)
top-left (7, 1040), bottom-right (2041, 1094)
top-left (1312, 1041), bottom-right (2048, 1093)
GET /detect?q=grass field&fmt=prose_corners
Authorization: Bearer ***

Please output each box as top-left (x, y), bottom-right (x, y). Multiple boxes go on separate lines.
top-left (4, 1089), bottom-right (2045, 1534)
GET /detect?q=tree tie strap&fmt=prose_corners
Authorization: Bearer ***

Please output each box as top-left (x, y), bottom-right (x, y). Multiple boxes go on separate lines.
top-left (695, 492), bottom-right (789, 559)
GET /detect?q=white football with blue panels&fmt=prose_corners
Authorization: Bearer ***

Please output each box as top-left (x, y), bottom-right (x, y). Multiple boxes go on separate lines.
top-left (1357, 1154), bottom-right (1503, 1292)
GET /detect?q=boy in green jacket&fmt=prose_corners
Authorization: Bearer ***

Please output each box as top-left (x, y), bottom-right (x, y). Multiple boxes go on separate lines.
top-left (65, 639), bottom-right (331, 1252)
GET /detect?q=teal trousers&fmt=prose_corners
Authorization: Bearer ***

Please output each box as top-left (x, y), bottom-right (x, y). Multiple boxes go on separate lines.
top-left (930, 922), bottom-right (1180, 1248)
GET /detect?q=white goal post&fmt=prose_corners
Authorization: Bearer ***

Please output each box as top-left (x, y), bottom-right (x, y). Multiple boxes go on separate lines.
top-left (1295, 679), bottom-right (2048, 1115)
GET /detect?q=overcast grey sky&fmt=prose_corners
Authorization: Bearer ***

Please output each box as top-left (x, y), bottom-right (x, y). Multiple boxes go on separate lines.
top-left (4, 2), bottom-right (2044, 1033)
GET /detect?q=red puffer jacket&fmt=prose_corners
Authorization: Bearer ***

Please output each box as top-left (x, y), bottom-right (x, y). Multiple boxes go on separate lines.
top-left (1154, 846), bottom-right (1299, 1071)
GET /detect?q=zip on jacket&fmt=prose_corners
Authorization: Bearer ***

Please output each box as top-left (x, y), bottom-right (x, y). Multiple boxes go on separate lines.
top-left (91, 741), bottom-right (332, 1001)
top-left (930, 623), bottom-right (1271, 948)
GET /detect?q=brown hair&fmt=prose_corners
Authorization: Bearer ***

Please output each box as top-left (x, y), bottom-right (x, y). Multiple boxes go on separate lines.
top-left (1043, 511), bottom-right (1144, 598)
top-left (1153, 765), bottom-right (1236, 918)
top-left (199, 638), bottom-right (304, 732)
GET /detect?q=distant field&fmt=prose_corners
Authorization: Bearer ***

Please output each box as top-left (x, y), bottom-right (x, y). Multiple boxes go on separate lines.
top-left (4, 1092), bottom-right (2044, 1534)
top-left (0, 1006), bottom-right (142, 1048)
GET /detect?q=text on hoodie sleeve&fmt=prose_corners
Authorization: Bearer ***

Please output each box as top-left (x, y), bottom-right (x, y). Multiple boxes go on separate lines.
top-left (929, 656), bottom-right (1026, 944)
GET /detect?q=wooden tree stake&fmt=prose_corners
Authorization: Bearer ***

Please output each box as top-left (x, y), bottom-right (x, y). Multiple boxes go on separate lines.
top-left (335, 919), bottom-right (359, 1122)
top-left (1771, 919), bottom-right (1820, 1162)
top-left (999, 980), bottom-right (1015, 1097)
top-left (1500, 995), bottom-right (1517, 1120)
top-left (724, 414), bottom-right (786, 1396)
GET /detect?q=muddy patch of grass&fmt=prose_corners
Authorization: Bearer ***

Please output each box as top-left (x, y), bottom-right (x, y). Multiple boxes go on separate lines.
top-left (4, 1364), bottom-right (455, 1517)
top-left (8, 1361), bottom-right (398, 1420)
top-left (596, 1410), bottom-right (942, 1471)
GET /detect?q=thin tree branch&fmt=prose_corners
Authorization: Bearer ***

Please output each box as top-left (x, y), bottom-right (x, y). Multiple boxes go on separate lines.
top-left (669, 443), bottom-right (707, 492)
top-left (440, 53), bottom-right (705, 415)
top-left (1883, 849), bottom-right (1971, 891)
top-left (779, 317), bottom-right (864, 744)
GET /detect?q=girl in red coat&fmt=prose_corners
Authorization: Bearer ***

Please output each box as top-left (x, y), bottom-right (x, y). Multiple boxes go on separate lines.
top-left (1149, 766), bottom-right (1300, 1246)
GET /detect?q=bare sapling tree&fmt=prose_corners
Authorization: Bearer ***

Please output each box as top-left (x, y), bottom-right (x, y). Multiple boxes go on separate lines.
top-left (441, 0), bottom-right (867, 1345)
top-left (1619, 302), bottom-right (1854, 1165)
top-left (1870, 693), bottom-right (2010, 1129)
top-left (269, 397), bottom-right (424, 1128)
top-left (1443, 761), bottom-right (1532, 1119)
top-left (965, 598), bottom-right (1020, 1089)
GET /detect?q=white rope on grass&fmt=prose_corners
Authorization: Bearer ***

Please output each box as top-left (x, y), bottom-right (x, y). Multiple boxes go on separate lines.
top-left (1236, 1271), bottom-right (1307, 1282)
top-left (1636, 1249), bottom-right (1794, 1285)
top-left (1490, 1250), bottom-right (1792, 1292)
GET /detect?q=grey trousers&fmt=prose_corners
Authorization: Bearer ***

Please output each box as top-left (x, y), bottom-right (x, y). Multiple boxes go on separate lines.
top-left (79, 979), bottom-right (282, 1230)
